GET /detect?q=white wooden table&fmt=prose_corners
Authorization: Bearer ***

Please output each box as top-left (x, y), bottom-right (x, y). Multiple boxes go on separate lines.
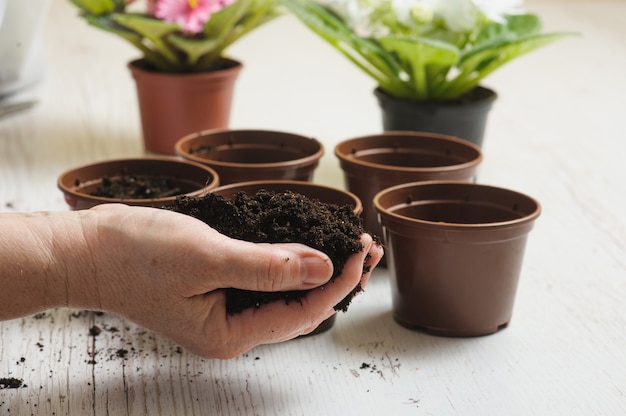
top-left (1, 1), bottom-right (625, 414)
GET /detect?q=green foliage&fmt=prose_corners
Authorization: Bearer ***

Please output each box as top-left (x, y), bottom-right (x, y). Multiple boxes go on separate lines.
top-left (281, 0), bottom-right (576, 100)
top-left (69, 0), bottom-right (281, 72)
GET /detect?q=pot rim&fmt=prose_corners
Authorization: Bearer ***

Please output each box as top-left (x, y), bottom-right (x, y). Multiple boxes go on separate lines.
top-left (374, 180), bottom-right (541, 231)
top-left (373, 85), bottom-right (498, 107)
top-left (57, 156), bottom-right (219, 205)
top-left (211, 179), bottom-right (363, 215)
top-left (176, 128), bottom-right (325, 169)
top-left (127, 57), bottom-right (243, 78)
top-left (334, 131), bottom-right (482, 174)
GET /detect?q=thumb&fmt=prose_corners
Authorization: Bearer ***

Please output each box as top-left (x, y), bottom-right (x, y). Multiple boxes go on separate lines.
top-left (216, 240), bottom-right (334, 292)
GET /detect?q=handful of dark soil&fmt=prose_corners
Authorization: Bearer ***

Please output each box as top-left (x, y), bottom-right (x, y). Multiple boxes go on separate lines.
top-left (169, 190), bottom-right (368, 314)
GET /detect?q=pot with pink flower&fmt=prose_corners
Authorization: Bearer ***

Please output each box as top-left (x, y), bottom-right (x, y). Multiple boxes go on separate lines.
top-left (69, 0), bottom-right (281, 155)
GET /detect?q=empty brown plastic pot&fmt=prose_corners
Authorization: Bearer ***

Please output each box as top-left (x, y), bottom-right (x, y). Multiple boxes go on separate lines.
top-left (211, 180), bottom-right (363, 336)
top-left (374, 181), bottom-right (541, 337)
top-left (176, 129), bottom-right (324, 185)
top-left (57, 157), bottom-right (219, 210)
top-left (335, 131), bottom-right (482, 262)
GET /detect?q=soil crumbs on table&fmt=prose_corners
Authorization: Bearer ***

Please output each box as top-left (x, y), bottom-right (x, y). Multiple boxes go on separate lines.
top-left (169, 190), bottom-right (370, 314)
top-left (0, 378), bottom-right (24, 389)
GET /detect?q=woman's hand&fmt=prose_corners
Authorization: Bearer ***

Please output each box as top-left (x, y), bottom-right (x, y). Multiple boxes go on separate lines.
top-left (82, 204), bottom-right (382, 358)
top-left (0, 204), bottom-right (382, 358)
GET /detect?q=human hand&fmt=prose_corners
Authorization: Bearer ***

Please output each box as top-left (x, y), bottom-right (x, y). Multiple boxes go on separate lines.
top-left (70, 204), bottom-right (383, 358)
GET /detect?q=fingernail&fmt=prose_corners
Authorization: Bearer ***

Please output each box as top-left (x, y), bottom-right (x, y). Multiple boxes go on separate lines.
top-left (302, 255), bottom-right (332, 285)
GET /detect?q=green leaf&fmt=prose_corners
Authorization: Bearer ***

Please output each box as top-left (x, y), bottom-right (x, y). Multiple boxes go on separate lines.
top-left (441, 32), bottom-right (574, 98)
top-left (111, 13), bottom-right (180, 40)
top-left (111, 14), bottom-right (181, 66)
top-left (204, 0), bottom-right (253, 39)
top-left (86, 15), bottom-right (178, 71)
top-left (475, 14), bottom-right (542, 46)
top-left (378, 36), bottom-right (458, 99)
top-left (196, 0), bottom-right (280, 69)
top-left (69, 0), bottom-right (117, 15)
top-left (505, 14), bottom-right (543, 37)
top-left (217, 0), bottom-right (280, 47)
top-left (167, 35), bottom-right (220, 67)
top-left (281, 0), bottom-right (411, 96)
top-left (86, 14), bottom-right (143, 45)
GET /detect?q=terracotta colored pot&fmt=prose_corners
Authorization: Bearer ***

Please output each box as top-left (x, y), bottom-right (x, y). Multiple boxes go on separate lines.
top-left (129, 58), bottom-right (242, 155)
top-left (335, 131), bottom-right (482, 262)
top-left (211, 180), bottom-right (363, 336)
top-left (374, 86), bottom-right (497, 148)
top-left (176, 129), bottom-right (324, 185)
top-left (58, 157), bottom-right (219, 210)
top-left (374, 181), bottom-right (541, 336)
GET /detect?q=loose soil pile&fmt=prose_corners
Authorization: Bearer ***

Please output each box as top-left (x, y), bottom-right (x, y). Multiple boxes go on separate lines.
top-left (169, 190), bottom-right (369, 314)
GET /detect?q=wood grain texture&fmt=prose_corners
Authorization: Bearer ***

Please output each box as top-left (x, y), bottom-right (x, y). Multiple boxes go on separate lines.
top-left (1, 1), bottom-right (625, 415)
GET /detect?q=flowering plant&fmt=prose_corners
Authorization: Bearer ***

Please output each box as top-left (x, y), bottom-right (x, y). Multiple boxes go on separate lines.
top-left (282, 0), bottom-right (573, 100)
top-left (69, 0), bottom-right (280, 72)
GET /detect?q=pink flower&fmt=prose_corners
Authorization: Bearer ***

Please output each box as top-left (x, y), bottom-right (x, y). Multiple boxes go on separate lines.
top-left (155, 0), bottom-right (236, 34)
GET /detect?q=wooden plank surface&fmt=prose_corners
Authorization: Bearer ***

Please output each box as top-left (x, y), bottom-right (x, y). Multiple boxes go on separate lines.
top-left (1, 1), bottom-right (625, 415)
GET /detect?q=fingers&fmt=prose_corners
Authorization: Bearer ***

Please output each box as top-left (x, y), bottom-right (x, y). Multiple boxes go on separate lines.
top-left (189, 235), bottom-right (383, 358)
top-left (209, 239), bottom-right (335, 293)
top-left (359, 236), bottom-right (384, 289)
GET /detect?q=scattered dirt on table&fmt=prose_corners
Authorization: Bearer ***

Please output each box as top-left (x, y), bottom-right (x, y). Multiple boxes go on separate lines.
top-left (0, 378), bottom-right (25, 389)
top-left (89, 325), bottom-right (102, 337)
top-left (115, 349), bottom-right (129, 359)
top-left (169, 190), bottom-right (371, 314)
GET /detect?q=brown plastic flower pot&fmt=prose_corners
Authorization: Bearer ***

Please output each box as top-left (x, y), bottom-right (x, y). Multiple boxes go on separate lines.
top-left (57, 157), bottom-right (219, 210)
top-left (176, 129), bottom-right (324, 185)
top-left (211, 180), bottom-right (363, 336)
top-left (374, 181), bottom-right (541, 336)
top-left (335, 131), bottom-right (482, 263)
top-left (129, 58), bottom-right (242, 155)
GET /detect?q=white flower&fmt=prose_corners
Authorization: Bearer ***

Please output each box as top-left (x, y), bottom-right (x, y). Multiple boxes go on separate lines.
top-left (436, 0), bottom-right (524, 31)
top-left (391, 0), bottom-right (437, 25)
top-left (321, 0), bottom-right (374, 26)
top-left (472, 0), bottom-right (524, 23)
top-left (321, 0), bottom-right (378, 34)
top-left (434, 0), bottom-right (478, 32)
top-left (320, 0), bottom-right (526, 36)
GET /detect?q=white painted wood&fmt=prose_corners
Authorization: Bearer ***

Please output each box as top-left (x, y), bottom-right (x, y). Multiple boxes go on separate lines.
top-left (1, 1), bottom-right (625, 414)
